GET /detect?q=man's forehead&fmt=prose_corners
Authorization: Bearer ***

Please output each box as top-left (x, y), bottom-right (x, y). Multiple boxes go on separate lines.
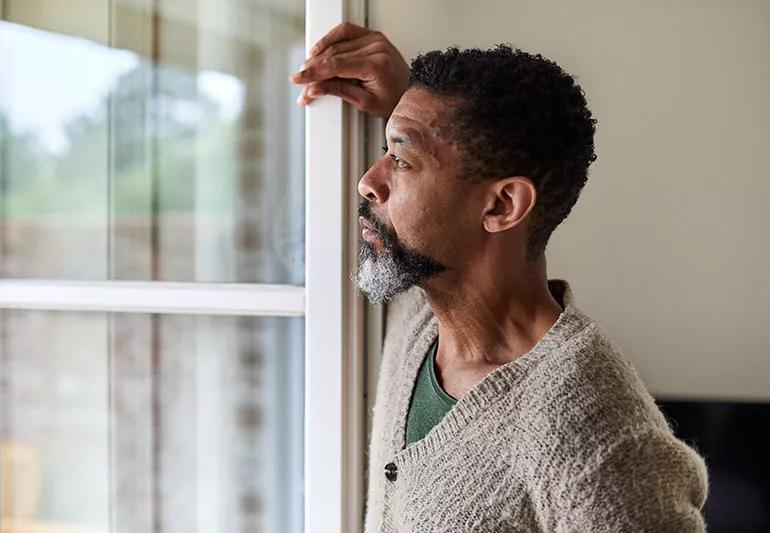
top-left (386, 89), bottom-right (456, 147)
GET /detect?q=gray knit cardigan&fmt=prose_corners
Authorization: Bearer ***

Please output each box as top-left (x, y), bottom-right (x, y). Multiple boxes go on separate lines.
top-left (364, 279), bottom-right (709, 532)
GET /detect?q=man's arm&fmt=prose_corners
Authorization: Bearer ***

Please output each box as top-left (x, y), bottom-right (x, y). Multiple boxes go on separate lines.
top-left (288, 22), bottom-right (410, 118)
top-left (552, 427), bottom-right (709, 533)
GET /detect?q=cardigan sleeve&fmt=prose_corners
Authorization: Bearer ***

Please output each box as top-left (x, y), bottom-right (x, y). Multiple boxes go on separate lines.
top-left (555, 427), bottom-right (709, 533)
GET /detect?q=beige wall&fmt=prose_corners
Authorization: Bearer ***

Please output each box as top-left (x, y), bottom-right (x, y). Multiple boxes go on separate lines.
top-left (370, 0), bottom-right (770, 401)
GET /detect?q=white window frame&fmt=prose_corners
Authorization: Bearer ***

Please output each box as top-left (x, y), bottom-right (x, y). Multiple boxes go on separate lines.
top-left (0, 0), bottom-right (371, 531)
top-left (304, 0), bottom-right (369, 530)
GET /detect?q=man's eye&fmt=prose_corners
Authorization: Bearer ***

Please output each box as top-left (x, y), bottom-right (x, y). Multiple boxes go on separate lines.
top-left (381, 143), bottom-right (388, 154)
top-left (390, 154), bottom-right (409, 169)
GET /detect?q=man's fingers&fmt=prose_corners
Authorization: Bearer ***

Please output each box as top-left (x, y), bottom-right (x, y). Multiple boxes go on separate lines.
top-left (300, 79), bottom-right (372, 111)
top-left (289, 42), bottom-right (386, 84)
top-left (290, 53), bottom-right (384, 84)
top-left (309, 21), bottom-right (370, 56)
top-left (313, 32), bottom-right (385, 60)
top-left (289, 24), bottom-right (407, 117)
top-left (296, 82), bottom-right (317, 106)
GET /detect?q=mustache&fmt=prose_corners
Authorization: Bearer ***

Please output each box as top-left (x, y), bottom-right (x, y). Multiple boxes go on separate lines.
top-left (357, 201), bottom-right (396, 243)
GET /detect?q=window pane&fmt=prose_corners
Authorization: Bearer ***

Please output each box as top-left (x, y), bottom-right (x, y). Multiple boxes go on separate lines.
top-left (0, 0), bottom-right (305, 283)
top-left (0, 310), bottom-right (304, 533)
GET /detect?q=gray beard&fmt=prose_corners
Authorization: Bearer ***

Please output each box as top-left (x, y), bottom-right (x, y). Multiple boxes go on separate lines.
top-left (350, 239), bottom-right (446, 305)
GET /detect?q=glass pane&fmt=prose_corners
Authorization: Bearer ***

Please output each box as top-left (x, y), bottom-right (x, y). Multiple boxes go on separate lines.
top-left (0, 0), bottom-right (305, 283)
top-left (0, 310), bottom-right (304, 533)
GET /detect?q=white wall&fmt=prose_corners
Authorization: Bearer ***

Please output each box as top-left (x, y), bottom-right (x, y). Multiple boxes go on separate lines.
top-left (370, 0), bottom-right (770, 401)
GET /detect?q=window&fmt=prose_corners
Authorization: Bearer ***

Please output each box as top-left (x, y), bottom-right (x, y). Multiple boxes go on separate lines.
top-left (1, 310), bottom-right (303, 532)
top-left (0, 1), bottom-right (365, 532)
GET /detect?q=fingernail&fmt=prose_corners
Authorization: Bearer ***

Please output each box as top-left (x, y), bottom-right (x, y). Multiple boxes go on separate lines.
top-left (289, 68), bottom-right (304, 81)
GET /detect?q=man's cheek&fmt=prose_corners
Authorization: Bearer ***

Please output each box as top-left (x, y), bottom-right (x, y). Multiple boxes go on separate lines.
top-left (397, 219), bottom-right (435, 253)
top-left (389, 199), bottom-right (434, 244)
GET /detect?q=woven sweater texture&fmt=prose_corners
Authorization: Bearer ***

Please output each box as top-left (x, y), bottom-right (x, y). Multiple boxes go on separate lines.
top-left (364, 278), bottom-right (709, 533)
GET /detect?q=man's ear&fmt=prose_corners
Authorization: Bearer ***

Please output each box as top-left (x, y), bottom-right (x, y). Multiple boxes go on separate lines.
top-left (481, 176), bottom-right (537, 233)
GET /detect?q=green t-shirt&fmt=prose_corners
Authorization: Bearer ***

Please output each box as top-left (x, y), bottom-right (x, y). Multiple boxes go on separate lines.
top-left (405, 337), bottom-right (457, 446)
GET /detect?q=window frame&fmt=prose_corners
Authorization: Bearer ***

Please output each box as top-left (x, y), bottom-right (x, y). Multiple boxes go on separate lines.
top-left (304, 0), bottom-right (369, 530)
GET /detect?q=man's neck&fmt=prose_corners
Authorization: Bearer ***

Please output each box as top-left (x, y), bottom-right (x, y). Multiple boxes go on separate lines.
top-left (423, 262), bottom-right (563, 371)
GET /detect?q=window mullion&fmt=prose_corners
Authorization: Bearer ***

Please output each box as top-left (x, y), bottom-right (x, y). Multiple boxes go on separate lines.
top-left (0, 280), bottom-right (304, 316)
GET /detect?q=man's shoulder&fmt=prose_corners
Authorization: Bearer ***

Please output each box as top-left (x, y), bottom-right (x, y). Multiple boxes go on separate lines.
top-left (521, 317), bottom-right (672, 438)
top-left (519, 320), bottom-right (709, 531)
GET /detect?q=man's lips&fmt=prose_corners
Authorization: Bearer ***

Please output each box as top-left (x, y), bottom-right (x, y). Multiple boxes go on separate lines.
top-left (359, 216), bottom-right (381, 242)
top-left (358, 216), bottom-right (375, 231)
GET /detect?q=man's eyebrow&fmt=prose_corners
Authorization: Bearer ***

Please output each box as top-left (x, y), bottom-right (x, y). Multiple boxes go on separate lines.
top-left (386, 130), bottom-right (423, 149)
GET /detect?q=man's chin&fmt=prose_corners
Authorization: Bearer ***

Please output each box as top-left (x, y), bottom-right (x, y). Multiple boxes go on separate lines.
top-left (350, 239), bottom-right (446, 305)
top-left (350, 256), bottom-right (412, 305)
top-left (358, 285), bottom-right (409, 305)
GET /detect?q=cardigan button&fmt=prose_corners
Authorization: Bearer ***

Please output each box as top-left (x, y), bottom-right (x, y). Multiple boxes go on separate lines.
top-left (384, 462), bottom-right (398, 481)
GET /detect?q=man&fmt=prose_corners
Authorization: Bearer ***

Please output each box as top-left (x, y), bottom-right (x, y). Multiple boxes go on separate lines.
top-left (291, 23), bottom-right (708, 533)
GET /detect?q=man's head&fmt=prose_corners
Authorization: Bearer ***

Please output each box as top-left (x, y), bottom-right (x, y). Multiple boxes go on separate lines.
top-left (352, 44), bottom-right (597, 304)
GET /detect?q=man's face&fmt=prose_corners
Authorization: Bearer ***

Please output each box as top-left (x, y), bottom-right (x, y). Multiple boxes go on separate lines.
top-left (351, 88), bottom-right (487, 304)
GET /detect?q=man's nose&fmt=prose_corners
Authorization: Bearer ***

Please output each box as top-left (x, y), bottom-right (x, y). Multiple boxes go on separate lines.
top-left (357, 161), bottom-right (389, 203)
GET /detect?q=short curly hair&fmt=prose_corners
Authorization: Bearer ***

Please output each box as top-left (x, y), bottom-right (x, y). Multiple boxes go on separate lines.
top-left (408, 44), bottom-right (597, 261)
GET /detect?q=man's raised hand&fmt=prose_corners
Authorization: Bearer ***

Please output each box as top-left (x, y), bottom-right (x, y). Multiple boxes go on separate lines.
top-left (289, 22), bottom-right (410, 118)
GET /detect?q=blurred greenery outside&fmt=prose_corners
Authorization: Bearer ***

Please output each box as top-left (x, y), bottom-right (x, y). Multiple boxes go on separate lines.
top-left (0, 60), bottom-right (238, 218)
